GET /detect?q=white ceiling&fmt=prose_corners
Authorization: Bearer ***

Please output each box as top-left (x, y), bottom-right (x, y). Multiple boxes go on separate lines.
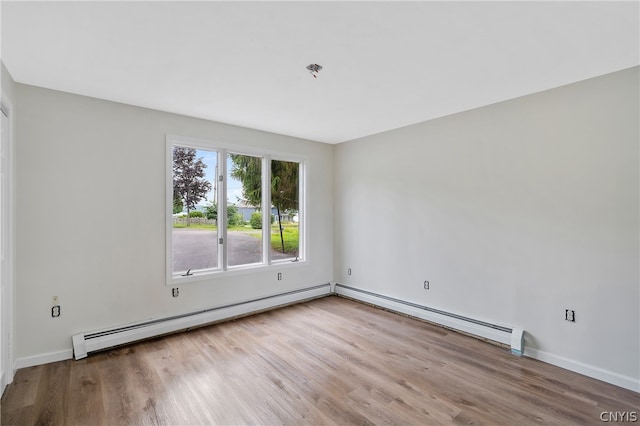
top-left (2, 1), bottom-right (639, 144)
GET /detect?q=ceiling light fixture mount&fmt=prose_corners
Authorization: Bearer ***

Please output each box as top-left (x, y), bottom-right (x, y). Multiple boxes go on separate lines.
top-left (306, 63), bottom-right (323, 78)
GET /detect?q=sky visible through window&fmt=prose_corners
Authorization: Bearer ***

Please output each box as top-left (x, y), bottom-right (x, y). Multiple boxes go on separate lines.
top-left (197, 149), bottom-right (245, 207)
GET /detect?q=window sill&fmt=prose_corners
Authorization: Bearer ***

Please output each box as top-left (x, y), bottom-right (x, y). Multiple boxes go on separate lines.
top-left (167, 259), bottom-right (308, 286)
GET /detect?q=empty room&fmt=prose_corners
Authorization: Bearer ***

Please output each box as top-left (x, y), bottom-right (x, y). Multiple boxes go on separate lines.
top-left (0, 1), bottom-right (638, 425)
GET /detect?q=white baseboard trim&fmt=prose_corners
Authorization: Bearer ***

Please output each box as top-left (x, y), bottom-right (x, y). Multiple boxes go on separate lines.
top-left (11, 284), bottom-right (638, 395)
top-left (1, 371), bottom-right (8, 396)
top-left (1, 359), bottom-right (15, 396)
top-left (15, 349), bottom-right (73, 369)
top-left (13, 284), bottom-right (331, 368)
top-left (334, 284), bottom-right (513, 346)
top-left (525, 347), bottom-right (640, 393)
top-left (335, 284), bottom-right (639, 393)
top-left (72, 283), bottom-right (331, 360)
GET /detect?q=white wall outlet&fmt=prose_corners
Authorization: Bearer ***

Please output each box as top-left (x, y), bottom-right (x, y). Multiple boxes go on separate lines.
top-left (565, 309), bottom-right (575, 322)
top-left (52, 296), bottom-right (61, 317)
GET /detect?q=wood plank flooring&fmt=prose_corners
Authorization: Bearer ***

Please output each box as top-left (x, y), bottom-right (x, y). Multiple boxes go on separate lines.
top-left (1, 296), bottom-right (638, 425)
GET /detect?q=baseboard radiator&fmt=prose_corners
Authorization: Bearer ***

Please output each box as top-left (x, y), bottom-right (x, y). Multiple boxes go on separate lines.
top-left (334, 283), bottom-right (524, 355)
top-left (72, 283), bottom-right (331, 360)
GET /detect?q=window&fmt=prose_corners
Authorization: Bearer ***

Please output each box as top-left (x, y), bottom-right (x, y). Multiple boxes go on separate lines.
top-left (226, 152), bottom-right (263, 267)
top-left (166, 135), bottom-right (305, 283)
top-left (271, 159), bottom-right (300, 262)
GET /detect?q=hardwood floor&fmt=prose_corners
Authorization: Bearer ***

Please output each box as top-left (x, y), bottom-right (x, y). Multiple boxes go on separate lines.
top-left (2, 296), bottom-right (638, 425)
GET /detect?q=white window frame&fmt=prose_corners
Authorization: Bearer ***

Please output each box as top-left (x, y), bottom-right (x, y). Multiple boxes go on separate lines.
top-left (166, 134), bottom-right (306, 284)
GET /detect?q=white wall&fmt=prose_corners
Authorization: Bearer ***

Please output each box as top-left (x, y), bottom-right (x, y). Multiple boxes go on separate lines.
top-left (14, 84), bottom-right (333, 361)
top-left (334, 67), bottom-right (639, 387)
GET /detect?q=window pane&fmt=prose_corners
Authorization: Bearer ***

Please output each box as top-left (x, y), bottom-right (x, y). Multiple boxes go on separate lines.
top-left (172, 146), bottom-right (217, 274)
top-left (227, 153), bottom-right (263, 267)
top-left (271, 159), bottom-right (299, 261)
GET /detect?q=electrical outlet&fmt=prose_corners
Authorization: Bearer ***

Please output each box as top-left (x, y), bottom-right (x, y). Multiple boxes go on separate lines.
top-left (172, 288), bottom-right (179, 297)
top-left (51, 296), bottom-right (61, 318)
top-left (277, 272), bottom-right (282, 280)
top-left (347, 268), bottom-right (352, 276)
top-left (565, 309), bottom-right (575, 322)
top-left (424, 280), bottom-right (429, 290)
